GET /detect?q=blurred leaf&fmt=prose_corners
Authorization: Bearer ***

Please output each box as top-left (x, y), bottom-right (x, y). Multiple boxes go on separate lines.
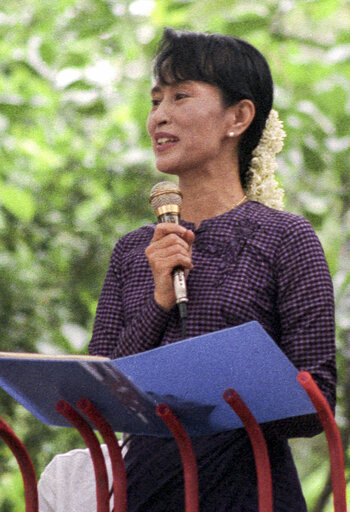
top-left (0, 184), bottom-right (36, 222)
top-left (226, 14), bottom-right (269, 36)
top-left (303, 0), bottom-right (341, 20)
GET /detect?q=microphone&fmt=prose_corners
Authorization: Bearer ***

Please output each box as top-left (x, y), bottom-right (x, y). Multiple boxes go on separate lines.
top-left (149, 181), bottom-right (188, 336)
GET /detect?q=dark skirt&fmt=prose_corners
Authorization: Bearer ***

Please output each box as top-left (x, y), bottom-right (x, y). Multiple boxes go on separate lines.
top-left (124, 430), bottom-right (307, 511)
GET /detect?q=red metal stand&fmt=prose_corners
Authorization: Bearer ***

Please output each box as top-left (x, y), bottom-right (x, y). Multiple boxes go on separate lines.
top-left (0, 416), bottom-right (38, 512)
top-left (78, 398), bottom-right (127, 512)
top-left (297, 371), bottom-right (347, 512)
top-left (223, 388), bottom-right (273, 512)
top-left (55, 400), bottom-right (110, 512)
top-left (156, 403), bottom-right (199, 512)
top-left (1, 374), bottom-right (346, 512)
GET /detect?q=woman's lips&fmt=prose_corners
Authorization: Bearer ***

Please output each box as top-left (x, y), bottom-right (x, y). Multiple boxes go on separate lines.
top-left (154, 132), bottom-right (179, 152)
top-left (155, 140), bottom-right (179, 152)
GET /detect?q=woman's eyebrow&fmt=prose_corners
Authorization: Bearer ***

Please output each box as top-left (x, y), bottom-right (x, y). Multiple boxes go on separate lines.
top-left (150, 85), bottom-right (162, 95)
top-left (150, 81), bottom-right (193, 95)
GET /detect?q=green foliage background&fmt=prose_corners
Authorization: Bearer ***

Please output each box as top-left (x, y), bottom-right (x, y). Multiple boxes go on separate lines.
top-left (0, 0), bottom-right (349, 510)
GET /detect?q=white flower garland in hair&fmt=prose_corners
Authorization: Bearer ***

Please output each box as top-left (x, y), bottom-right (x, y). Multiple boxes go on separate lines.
top-left (244, 109), bottom-right (286, 210)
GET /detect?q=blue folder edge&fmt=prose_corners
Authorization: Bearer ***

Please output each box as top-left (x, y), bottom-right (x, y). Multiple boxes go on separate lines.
top-left (0, 321), bottom-right (315, 436)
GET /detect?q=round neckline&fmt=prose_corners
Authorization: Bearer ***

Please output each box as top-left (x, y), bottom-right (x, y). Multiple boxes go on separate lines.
top-left (181, 200), bottom-right (252, 232)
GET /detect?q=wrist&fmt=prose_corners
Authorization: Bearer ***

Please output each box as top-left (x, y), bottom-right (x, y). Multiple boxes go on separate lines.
top-left (154, 291), bottom-right (175, 312)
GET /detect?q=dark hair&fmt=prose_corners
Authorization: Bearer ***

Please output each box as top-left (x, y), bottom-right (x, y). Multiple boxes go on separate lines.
top-left (153, 28), bottom-right (273, 186)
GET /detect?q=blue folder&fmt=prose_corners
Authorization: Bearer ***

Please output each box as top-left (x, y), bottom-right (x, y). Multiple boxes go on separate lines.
top-left (0, 321), bottom-right (315, 436)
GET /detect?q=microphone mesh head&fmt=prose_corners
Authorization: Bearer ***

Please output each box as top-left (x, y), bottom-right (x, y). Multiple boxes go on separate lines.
top-left (149, 181), bottom-right (182, 212)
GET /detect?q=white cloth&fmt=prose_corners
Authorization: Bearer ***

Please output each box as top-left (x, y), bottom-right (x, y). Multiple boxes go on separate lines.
top-left (38, 445), bottom-right (113, 512)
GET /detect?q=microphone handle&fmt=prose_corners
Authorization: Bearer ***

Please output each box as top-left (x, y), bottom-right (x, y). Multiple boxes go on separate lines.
top-left (158, 212), bottom-right (180, 224)
top-left (157, 213), bottom-right (188, 305)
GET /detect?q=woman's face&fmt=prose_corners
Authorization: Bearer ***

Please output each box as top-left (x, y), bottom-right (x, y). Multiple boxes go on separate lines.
top-left (147, 80), bottom-right (234, 176)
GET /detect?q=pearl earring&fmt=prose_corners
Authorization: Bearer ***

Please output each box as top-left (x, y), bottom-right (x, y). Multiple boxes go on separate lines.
top-left (229, 131), bottom-right (235, 137)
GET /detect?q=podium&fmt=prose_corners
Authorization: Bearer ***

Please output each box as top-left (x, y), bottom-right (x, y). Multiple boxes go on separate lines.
top-left (0, 322), bottom-right (347, 511)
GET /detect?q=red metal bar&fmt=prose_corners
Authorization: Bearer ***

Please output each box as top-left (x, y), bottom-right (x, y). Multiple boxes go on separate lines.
top-left (77, 398), bottom-right (127, 512)
top-left (55, 400), bottom-right (110, 512)
top-left (0, 416), bottom-right (38, 512)
top-left (297, 371), bottom-right (347, 512)
top-left (223, 388), bottom-right (273, 512)
top-left (156, 404), bottom-right (199, 512)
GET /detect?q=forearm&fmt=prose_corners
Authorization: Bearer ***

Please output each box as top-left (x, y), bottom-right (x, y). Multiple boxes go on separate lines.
top-left (89, 295), bottom-right (170, 359)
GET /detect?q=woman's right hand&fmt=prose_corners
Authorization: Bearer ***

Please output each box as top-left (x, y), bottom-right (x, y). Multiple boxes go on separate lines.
top-left (145, 223), bottom-right (195, 311)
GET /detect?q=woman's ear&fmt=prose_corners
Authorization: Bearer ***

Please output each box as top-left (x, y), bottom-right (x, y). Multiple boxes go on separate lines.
top-left (225, 99), bottom-right (256, 138)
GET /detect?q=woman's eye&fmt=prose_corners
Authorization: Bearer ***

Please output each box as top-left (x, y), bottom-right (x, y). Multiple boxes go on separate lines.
top-left (175, 93), bottom-right (187, 100)
top-left (151, 93), bottom-right (187, 107)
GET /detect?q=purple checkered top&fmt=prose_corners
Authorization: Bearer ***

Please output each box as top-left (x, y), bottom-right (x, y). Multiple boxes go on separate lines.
top-left (89, 200), bottom-right (336, 413)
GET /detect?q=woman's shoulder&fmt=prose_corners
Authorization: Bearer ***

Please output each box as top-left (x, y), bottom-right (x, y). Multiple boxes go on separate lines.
top-left (242, 202), bottom-right (326, 265)
top-left (112, 223), bottom-right (156, 254)
top-left (246, 201), bottom-right (315, 238)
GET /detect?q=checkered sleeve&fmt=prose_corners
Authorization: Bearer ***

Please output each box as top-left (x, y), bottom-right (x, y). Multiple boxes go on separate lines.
top-left (88, 239), bottom-right (170, 359)
top-left (276, 217), bottom-right (336, 412)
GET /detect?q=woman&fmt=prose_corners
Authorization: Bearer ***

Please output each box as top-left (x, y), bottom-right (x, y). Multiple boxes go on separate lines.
top-left (89, 28), bottom-right (336, 511)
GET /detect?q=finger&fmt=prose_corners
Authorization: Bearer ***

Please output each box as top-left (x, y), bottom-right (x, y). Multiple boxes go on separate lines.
top-left (154, 253), bottom-right (194, 272)
top-left (182, 229), bottom-right (195, 245)
top-left (149, 239), bottom-right (193, 264)
top-left (148, 233), bottom-right (191, 254)
top-left (152, 223), bottom-right (188, 242)
top-left (151, 251), bottom-right (192, 268)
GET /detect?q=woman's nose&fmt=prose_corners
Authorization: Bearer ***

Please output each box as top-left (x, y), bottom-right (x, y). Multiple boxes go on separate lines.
top-left (152, 100), bottom-right (172, 126)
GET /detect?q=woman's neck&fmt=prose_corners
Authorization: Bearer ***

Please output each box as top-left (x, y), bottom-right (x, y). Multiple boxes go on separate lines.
top-left (178, 166), bottom-right (246, 228)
